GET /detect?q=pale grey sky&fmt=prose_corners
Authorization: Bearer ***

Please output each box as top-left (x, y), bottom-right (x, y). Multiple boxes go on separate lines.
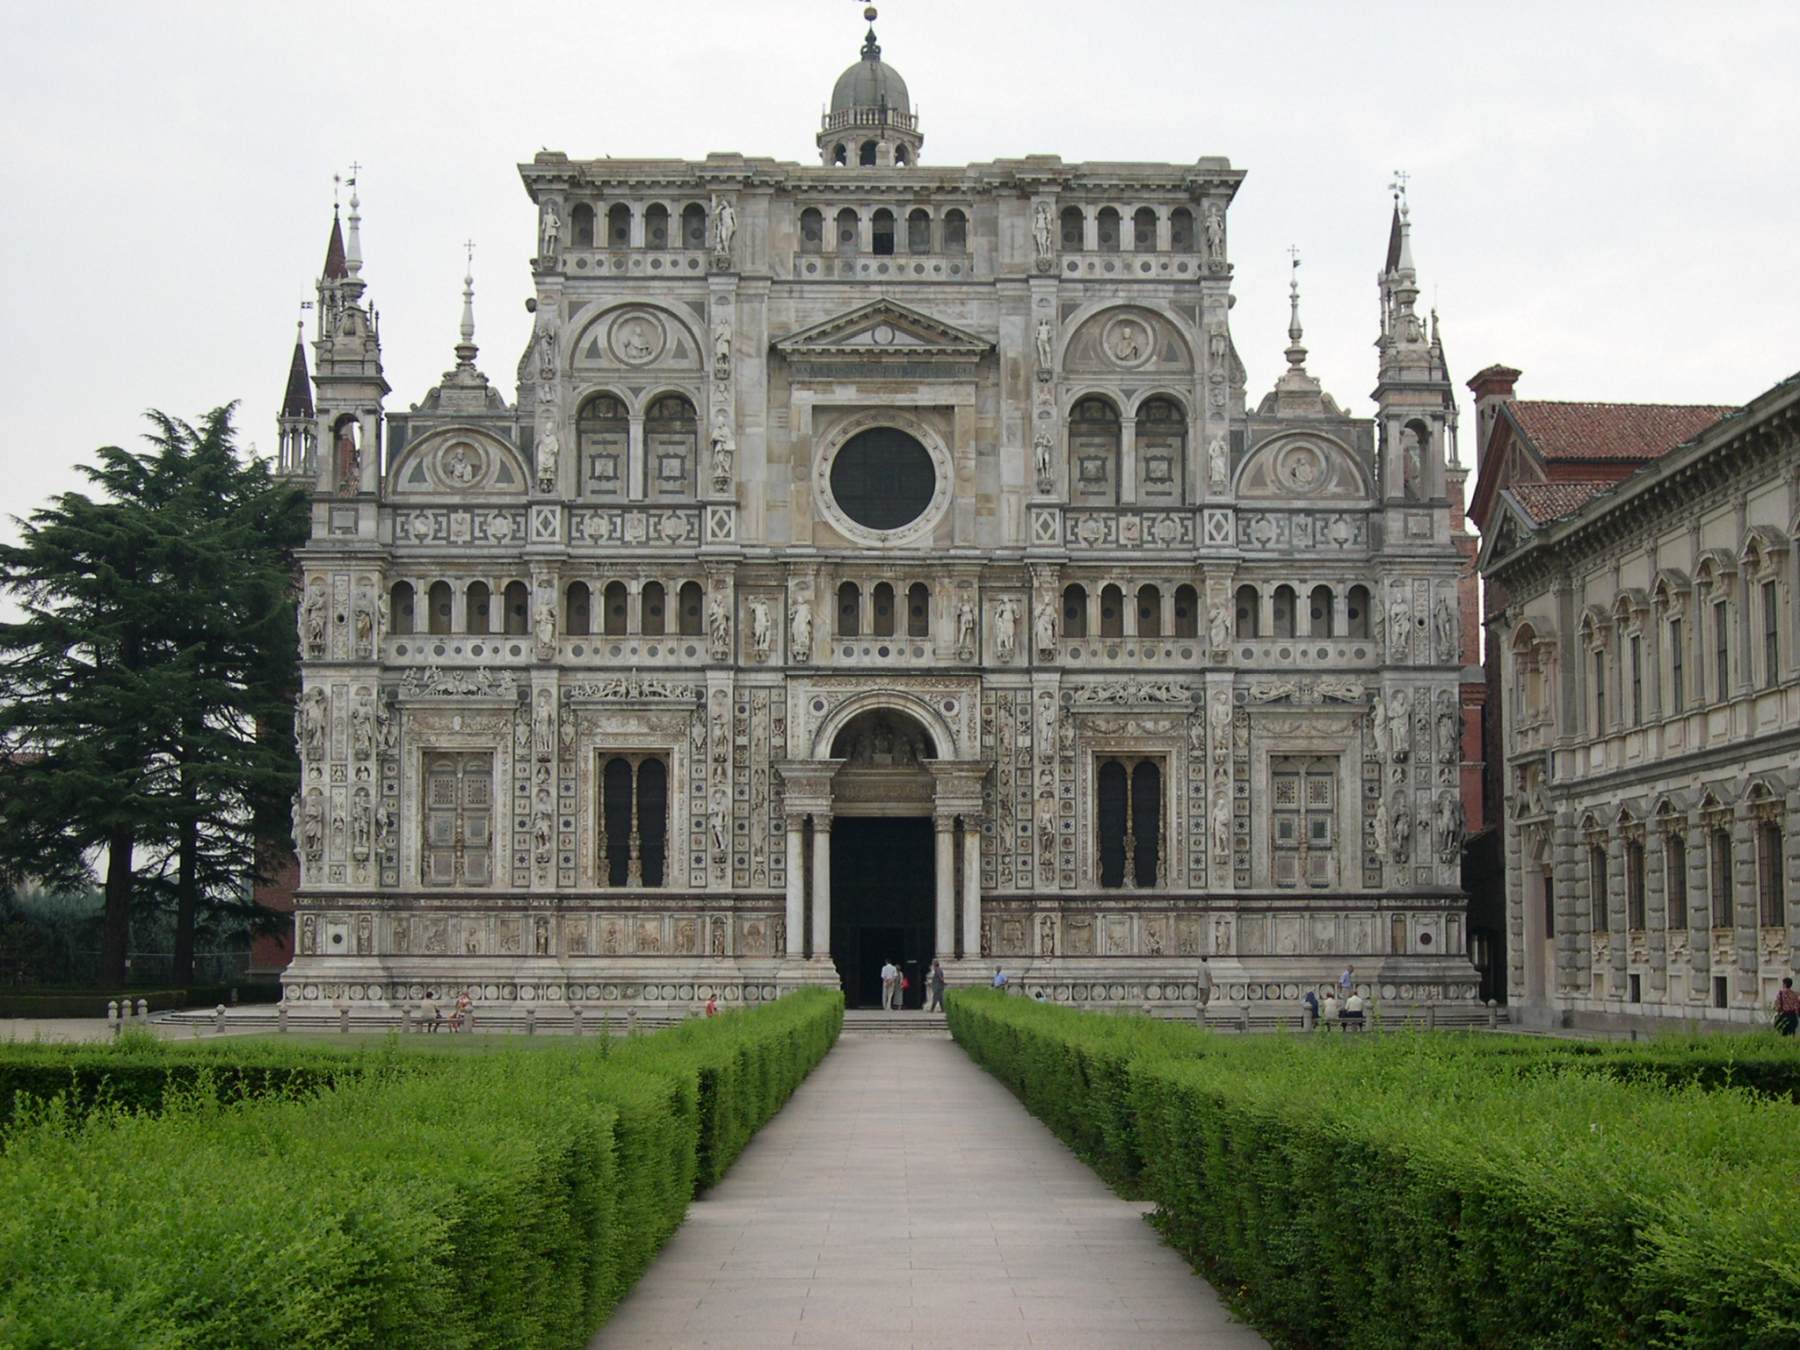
top-left (3, 0), bottom-right (1796, 542)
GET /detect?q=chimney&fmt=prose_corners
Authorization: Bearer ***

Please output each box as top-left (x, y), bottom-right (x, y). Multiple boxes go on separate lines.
top-left (1466, 364), bottom-right (1521, 471)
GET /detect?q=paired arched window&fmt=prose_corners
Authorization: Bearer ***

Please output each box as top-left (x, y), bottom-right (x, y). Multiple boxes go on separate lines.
top-left (1310, 585), bottom-right (1335, 637)
top-left (570, 204), bottom-right (595, 248)
top-left (390, 581), bottom-right (415, 636)
top-left (838, 582), bottom-right (861, 637)
top-left (1170, 207), bottom-right (1194, 251)
top-left (576, 392), bottom-right (629, 499)
top-left (601, 755), bottom-right (668, 888)
top-left (1347, 585), bottom-right (1371, 639)
top-left (1063, 584), bottom-right (1088, 639)
top-left (465, 581), bottom-right (491, 635)
top-left (1272, 585), bottom-right (1297, 639)
top-left (836, 208), bottom-right (859, 254)
top-left (680, 202), bottom-right (707, 249)
top-left (641, 581), bottom-right (666, 637)
top-left (1137, 584), bottom-right (1162, 639)
top-left (1133, 207), bottom-right (1157, 250)
top-left (565, 581), bottom-right (591, 636)
top-left (1097, 757), bottom-right (1162, 888)
top-left (907, 583), bottom-right (931, 637)
top-left (1135, 396), bottom-right (1185, 501)
top-left (872, 582), bottom-right (897, 637)
top-left (859, 140), bottom-right (878, 167)
top-left (1068, 396), bottom-right (1121, 505)
top-left (678, 581), bottom-right (704, 636)
top-left (645, 394), bottom-right (697, 499)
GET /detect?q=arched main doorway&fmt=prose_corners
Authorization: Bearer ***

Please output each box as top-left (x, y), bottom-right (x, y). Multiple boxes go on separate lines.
top-left (828, 709), bottom-right (936, 1008)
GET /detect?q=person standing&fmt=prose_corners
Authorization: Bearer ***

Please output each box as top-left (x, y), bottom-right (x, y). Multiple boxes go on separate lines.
top-left (928, 960), bottom-right (946, 1013)
top-left (1339, 964), bottom-right (1355, 997)
top-left (880, 959), bottom-right (897, 1012)
top-left (1196, 955), bottom-right (1214, 1009)
top-left (992, 965), bottom-right (1009, 990)
top-left (1775, 977), bottom-right (1800, 1036)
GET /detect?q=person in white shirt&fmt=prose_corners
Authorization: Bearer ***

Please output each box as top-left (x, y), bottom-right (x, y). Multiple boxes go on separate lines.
top-left (879, 960), bottom-right (898, 1012)
top-left (1342, 990), bottom-right (1366, 1030)
top-left (1321, 991), bottom-right (1341, 1029)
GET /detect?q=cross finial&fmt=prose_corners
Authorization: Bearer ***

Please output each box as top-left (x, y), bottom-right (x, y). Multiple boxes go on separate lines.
top-left (1389, 169), bottom-right (1410, 205)
top-left (332, 172), bottom-right (340, 209)
top-left (347, 160), bottom-right (362, 185)
top-left (1287, 244), bottom-right (1301, 271)
top-left (464, 238), bottom-right (476, 269)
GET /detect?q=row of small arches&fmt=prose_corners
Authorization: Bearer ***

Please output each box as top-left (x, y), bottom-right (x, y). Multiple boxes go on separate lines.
top-left (1053, 583), bottom-right (1375, 640)
top-left (800, 206), bottom-right (968, 256)
top-left (568, 202), bottom-right (709, 251)
top-left (828, 140), bottom-right (914, 167)
top-left (388, 580), bottom-right (709, 639)
top-left (1059, 205), bottom-right (1202, 254)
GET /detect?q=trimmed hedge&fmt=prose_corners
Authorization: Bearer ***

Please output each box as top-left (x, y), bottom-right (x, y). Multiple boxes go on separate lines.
top-left (0, 990), bottom-right (841, 1347)
top-left (948, 991), bottom-right (1800, 1348)
top-left (1459, 1031), bottom-right (1800, 1104)
top-left (0, 983), bottom-right (284, 1017)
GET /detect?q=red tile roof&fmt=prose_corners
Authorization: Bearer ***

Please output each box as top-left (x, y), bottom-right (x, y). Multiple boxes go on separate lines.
top-left (1510, 401), bottom-right (1732, 462)
top-left (1508, 480), bottom-right (1610, 525)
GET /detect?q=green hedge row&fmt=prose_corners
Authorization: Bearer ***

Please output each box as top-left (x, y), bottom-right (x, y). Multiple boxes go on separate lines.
top-left (1459, 1031), bottom-right (1800, 1104)
top-left (0, 983), bottom-right (284, 1018)
top-left (0, 990), bottom-right (841, 1348)
top-left (948, 991), bottom-right (1800, 1348)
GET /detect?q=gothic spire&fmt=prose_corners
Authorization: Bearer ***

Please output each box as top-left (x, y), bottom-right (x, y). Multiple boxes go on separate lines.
top-left (282, 320), bottom-right (314, 418)
top-left (454, 243), bottom-right (478, 370)
top-left (344, 169), bottom-right (364, 280)
top-left (1284, 245), bottom-right (1308, 373)
top-left (321, 208), bottom-right (347, 281)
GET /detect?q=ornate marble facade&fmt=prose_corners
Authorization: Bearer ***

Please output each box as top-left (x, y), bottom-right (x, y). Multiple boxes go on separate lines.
top-left (276, 18), bottom-right (1479, 1012)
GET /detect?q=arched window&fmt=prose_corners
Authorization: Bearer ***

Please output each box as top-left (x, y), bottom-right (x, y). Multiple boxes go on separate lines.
top-left (602, 581), bottom-right (628, 637)
top-left (894, 145), bottom-right (911, 167)
top-left (837, 582), bottom-right (861, 637)
top-left (645, 394), bottom-right (697, 499)
top-left (465, 580), bottom-right (491, 635)
top-left (601, 755), bottom-right (670, 889)
top-left (1060, 206), bottom-right (1084, 250)
top-left (1170, 207), bottom-right (1194, 251)
top-left (1402, 419), bottom-right (1429, 501)
top-left (503, 581), bottom-right (529, 636)
top-left (1133, 207), bottom-right (1157, 250)
top-left (1097, 756), bottom-right (1162, 888)
top-left (872, 582), bottom-right (896, 637)
top-left (1097, 759), bottom-right (1128, 888)
top-left (427, 581), bottom-right (452, 636)
top-left (1137, 584), bottom-right (1162, 639)
top-left (907, 208), bottom-right (931, 254)
top-left (1100, 584), bottom-right (1124, 640)
top-left (602, 758), bottom-right (634, 887)
top-left (390, 581), bottom-right (415, 636)
top-left (1173, 584), bottom-right (1199, 639)
top-left (832, 143), bottom-right (848, 166)
top-left (1235, 584), bottom-right (1260, 639)
top-left (1347, 585), bottom-right (1371, 639)
top-left (576, 393), bottom-right (629, 499)
top-left (1068, 396), bottom-right (1121, 505)
top-left (607, 203), bottom-right (631, 248)
top-left (800, 208), bottom-right (824, 253)
top-left (644, 203), bottom-right (669, 249)
top-left (1096, 207), bottom-right (1120, 253)
top-left (1131, 760), bottom-right (1162, 887)
top-left (332, 415), bottom-right (360, 488)
top-left (836, 207), bottom-right (859, 254)
top-left (677, 581), bottom-right (703, 637)
top-left (637, 758), bottom-right (668, 888)
top-left (859, 140), bottom-right (878, 166)
top-left (1135, 396), bottom-right (1185, 502)
top-left (1272, 585), bottom-right (1297, 639)
top-left (570, 204), bottom-right (595, 248)
top-left (941, 209), bottom-right (967, 253)
top-left (564, 581), bottom-right (590, 636)
top-left (907, 582), bottom-right (930, 637)
top-left (641, 581), bottom-right (666, 637)
top-left (872, 208), bottom-right (895, 256)
top-left (1310, 585), bottom-right (1335, 637)
top-left (1062, 583), bottom-right (1088, 639)
top-left (680, 202), bottom-right (706, 250)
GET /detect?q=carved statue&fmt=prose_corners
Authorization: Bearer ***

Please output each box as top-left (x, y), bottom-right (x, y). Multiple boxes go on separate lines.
top-left (707, 593), bottom-right (732, 657)
top-left (1435, 595), bottom-right (1458, 664)
top-left (1210, 690), bottom-right (1232, 742)
top-left (1371, 791), bottom-right (1390, 863)
top-left (1034, 601), bottom-right (1057, 661)
top-left (533, 595), bottom-right (557, 659)
top-left (1436, 691), bottom-right (1459, 764)
top-left (1208, 436), bottom-right (1229, 491)
top-left (300, 914), bottom-right (316, 955)
top-left (712, 317), bottom-right (732, 373)
top-left (350, 701), bottom-right (374, 758)
top-left (1038, 913), bottom-right (1056, 957)
top-left (301, 581), bottom-right (327, 654)
top-left (535, 312), bottom-right (559, 377)
top-left (353, 598), bottom-right (375, 656)
top-left (536, 416), bottom-right (560, 494)
top-left (1111, 322), bottom-right (1142, 363)
top-left (1032, 202), bottom-right (1054, 261)
top-left (532, 690), bottom-right (555, 762)
top-left (1035, 317), bottom-right (1054, 370)
top-left (956, 599), bottom-right (977, 656)
top-left (300, 688), bottom-right (327, 760)
top-left (1209, 597), bottom-right (1232, 649)
top-left (539, 202), bottom-right (561, 258)
top-left (443, 444), bottom-right (477, 487)
top-left (533, 917), bottom-right (549, 956)
top-left (1208, 329), bottom-right (1227, 365)
top-left (1388, 587), bottom-right (1412, 662)
top-left (375, 800), bottom-right (395, 853)
top-left (709, 410), bottom-right (735, 492)
top-left (1436, 791), bottom-right (1465, 863)
top-left (1033, 432), bottom-right (1055, 495)
top-left (1402, 426), bottom-right (1424, 501)
top-left (352, 794), bottom-right (371, 858)
top-left (711, 194), bottom-right (737, 256)
top-left (1211, 792), bottom-right (1232, 857)
top-left (532, 804), bottom-right (553, 859)
top-left (301, 792), bottom-right (324, 859)
top-left (1203, 204), bottom-right (1225, 260)
top-left (749, 598), bottom-right (772, 661)
top-left (1387, 689), bottom-right (1411, 761)
top-left (789, 595), bottom-right (813, 663)
top-left (994, 598), bottom-right (1019, 662)
top-left (1391, 795), bottom-right (1413, 864)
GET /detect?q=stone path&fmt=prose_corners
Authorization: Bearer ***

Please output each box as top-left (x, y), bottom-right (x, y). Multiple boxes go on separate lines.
top-left (595, 1031), bottom-right (1266, 1349)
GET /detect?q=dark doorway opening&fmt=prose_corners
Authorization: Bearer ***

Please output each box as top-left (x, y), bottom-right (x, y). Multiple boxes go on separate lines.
top-left (830, 817), bottom-right (934, 1008)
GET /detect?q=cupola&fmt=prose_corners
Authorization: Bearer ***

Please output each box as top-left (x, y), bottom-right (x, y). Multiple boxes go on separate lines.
top-left (818, 6), bottom-right (922, 168)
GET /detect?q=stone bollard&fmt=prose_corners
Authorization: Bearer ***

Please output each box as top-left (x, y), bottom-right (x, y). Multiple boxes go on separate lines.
top-left (214, 1004), bottom-right (226, 1034)
top-left (1302, 1005), bottom-right (1316, 1033)
top-left (1487, 998), bottom-right (1499, 1030)
top-left (1427, 1004), bottom-right (1438, 1031)
top-left (402, 1007), bottom-right (415, 1034)
top-left (627, 1008), bottom-right (639, 1036)
top-left (1239, 1006), bottom-right (1251, 1034)
top-left (525, 1008), bottom-right (536, 1036)
top-left (136, 998), bottom-right (149, 1019)
top-left (338, 1007), bottom-right (350, 1035)
top-left (571, 1006), bottom-right (584, 1037)
top-left (277, 1006), bottom-right (290, 1034)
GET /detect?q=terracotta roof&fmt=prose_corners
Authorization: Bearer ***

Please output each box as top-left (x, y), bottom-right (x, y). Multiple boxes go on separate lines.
top-left (321, 212), bottom-right (347, 280)
top-left (281, 336), bottom-right (313, 419)
top-left (1510, 400), bottom-right (1733, 462)
top-left (1508, 480), bottom-right (1610, 525)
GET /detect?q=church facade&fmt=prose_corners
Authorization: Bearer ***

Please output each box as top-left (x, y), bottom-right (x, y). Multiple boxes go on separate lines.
top-left (277, 18), bottom-right (1480, 1013)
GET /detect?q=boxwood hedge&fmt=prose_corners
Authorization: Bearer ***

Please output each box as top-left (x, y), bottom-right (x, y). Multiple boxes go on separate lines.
top-left (0, 990), bottom-right (841, 1347)
top-left (948, 991), bottom-right (1800, 1348)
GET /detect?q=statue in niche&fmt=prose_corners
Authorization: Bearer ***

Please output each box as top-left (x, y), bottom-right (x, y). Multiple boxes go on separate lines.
top-left (1436, 691), bottom-right (1458, 764)
top-left (1034, 601), bottom-right (1056, 662)
top-left (1204, 204), bottom-right (1225, 260)
top-left (790, 594), bottom-right (813, 663)
top-left (1386, 689), bottom-right (1411, 761)
top-left (533, 595), bottom-right (557, 661)
top-left (1436, 791), bottom-right (1464, 863)
top-left (375, 800), bottom-right (396, 854)
top-left (1038, 913), bottom-right (1056, 957)
top-left (300, 914), bottom-right (317, 955)
top-left (299, 688), bottom-right (327, 760)
top-left (710, 794), bottom-right (729, 856)
top-left (535, 312), bottom-right (559, 378)
top-left (301, 792), bottom-right (324, 860)
top-left (956, 599), bottom-right (977, 657)
top-left (1208, 436), bottom-right (1229, 492)
top-left (1208, 328), bottom-right (1227, 365)
top-left (558, 706), bottom-right (575, 759)
top-left (1388, 586), bottom-right (1412, 662)
top-left (1435, 595), bottom-right (1458, 664)
top-left (532, 804), bottom-right (553, 861)
top-left (771, 916), bottom-right (785, 956)
top-left (1401, 426), bottom-right (1424, 501)
top-left (711, 918), bottom-right (726, 958)
top-left (1209, 597), bottom-right (1231, 649)
top-left (1111, 322), bottom-right (1142, 363)
top-left (443, 443), bottom-right (477, 487)
top-left (352, 792), bottom-right (371, 859)
top-left (1035, 317), bottom-right (1054, 370)
top-left (706, 593), bottom-right (731, 658)
top-left (353, 597), bottom-right (375, 656)
top-left (539, 202), bottom-right (561, 258)
top-left (533, 917), bottom-right (550, 956)
top-left (1391, 795), bottom-right (1413, 864)
top-left (994, 598), bottom-right (1019, 663)
top-left (1371, 791), bottom-right (1390, 863)
top-left (1033, 432), bottom-right (1055, 496)
top-left (709, 410), bottom-right (735, 493)
top-left (712, 318), bottom-right (732, 374)
top-left (620, 319), bottom-right (654, 363)
top-left (301, 581), bottom-right (326, 655)
top-left (749, 598), bottom-right (772, 661)
top-left (532, 690), bottom-right (555, 762)
top-left (1032, 202), bottom-right (1054, 262)
top-left (329, 804), bottom-right (347, 858)
top-left (536, 415), bottom-right (560, 494)
top-left (350, 700), bottom-right (374, 758)
top-left (711, 194), bottom-right (737, 256)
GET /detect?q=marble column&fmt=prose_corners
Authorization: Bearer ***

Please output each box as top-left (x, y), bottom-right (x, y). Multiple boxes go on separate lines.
top-left (934, 816), bottom-right (956, 958)
top-left (810, 815), bottom-right (832, 959)
top-left (784, 815), bottom-right (805, 958)
top-left (961, 817), bottom-right (982, 959)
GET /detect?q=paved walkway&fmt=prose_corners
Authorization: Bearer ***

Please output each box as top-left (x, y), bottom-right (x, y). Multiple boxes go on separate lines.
top-left (596, 1032), bottom-right (1265, 1349)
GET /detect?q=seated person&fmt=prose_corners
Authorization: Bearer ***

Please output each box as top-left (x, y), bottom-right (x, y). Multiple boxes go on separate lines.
top-left (1342, 990), bottom-right (1366, 1029)
top-left (1321, 992), bottom-right (1341, 1028)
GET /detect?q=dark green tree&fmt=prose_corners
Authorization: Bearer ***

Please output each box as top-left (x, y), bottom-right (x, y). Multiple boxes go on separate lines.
top-left (0, 406), bottom-right (306, 985)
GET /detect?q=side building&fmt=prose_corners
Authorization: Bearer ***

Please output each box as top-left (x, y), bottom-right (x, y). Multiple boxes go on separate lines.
top-left (1476, 367), bottom-right (1800, 1028)
top-left (276, 19), bottom-right (1481, 1016)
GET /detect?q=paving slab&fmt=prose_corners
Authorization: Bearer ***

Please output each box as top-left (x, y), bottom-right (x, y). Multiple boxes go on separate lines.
top-left (595, 1031), bottom-right (1264, 1348)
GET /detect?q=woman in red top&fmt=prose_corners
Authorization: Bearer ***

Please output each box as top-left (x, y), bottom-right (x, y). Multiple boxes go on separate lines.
top-left (1774, 978), bottom-right (1800, 1036)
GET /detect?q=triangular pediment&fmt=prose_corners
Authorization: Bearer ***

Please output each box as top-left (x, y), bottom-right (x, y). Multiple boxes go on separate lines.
top-left (1476, 493), bottom-right (1535, 573)
top-left (774, 300), bottom-right (991, 360)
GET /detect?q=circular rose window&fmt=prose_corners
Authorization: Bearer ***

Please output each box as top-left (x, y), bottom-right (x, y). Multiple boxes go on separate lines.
top-left (828, 428), bottom-right (937, 531)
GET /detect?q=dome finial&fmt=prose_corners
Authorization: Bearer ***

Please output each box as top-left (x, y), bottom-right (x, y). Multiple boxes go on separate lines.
top-left (862, 4), bottom-right (880, 59)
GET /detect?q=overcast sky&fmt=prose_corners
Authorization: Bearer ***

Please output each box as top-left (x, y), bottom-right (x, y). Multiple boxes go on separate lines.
top-left (3, 0), bottom-right (1796, 546)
